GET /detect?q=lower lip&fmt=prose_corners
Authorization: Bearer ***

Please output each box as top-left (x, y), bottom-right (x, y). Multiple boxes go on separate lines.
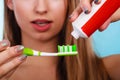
top-left (31, 23), bottom-right (52, 32)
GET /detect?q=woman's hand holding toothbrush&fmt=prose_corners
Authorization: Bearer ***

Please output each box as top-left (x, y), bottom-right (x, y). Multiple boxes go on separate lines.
top-left (0, 40), bottom-right (27, 80)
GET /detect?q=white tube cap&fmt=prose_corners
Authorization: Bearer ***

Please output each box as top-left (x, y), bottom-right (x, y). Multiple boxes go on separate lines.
top-left (71, 30), bottom-right (80, 39)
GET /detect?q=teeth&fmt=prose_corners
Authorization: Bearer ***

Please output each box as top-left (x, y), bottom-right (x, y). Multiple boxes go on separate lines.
top-left (38, 23), bottom-right (47, 26)
top-left (35, 22), bottom-right (46, 24)
top-left (34, 22), bottom-right (49, 26)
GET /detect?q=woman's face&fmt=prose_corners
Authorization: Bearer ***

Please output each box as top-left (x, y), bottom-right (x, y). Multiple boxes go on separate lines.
top-left (7, 0), bottom-right (68, 42)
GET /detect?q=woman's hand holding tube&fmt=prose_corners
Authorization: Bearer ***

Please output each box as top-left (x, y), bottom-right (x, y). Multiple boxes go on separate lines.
top-left (69, 0), bottom-right (120, 32)
top-left (0, 40), bottom-right (27, 79)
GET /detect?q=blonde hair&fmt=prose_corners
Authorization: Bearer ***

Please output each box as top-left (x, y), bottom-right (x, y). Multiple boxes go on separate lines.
top-left (4, 0), bottom-right (110, 80)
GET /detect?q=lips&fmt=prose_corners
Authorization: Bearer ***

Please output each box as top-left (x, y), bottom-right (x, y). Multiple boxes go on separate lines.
top-left (31, 19), bottom-right (53, 32)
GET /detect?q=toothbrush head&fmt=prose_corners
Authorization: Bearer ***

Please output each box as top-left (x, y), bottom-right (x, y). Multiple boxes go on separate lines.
top-left (57, 45), bottom-right (78, 56)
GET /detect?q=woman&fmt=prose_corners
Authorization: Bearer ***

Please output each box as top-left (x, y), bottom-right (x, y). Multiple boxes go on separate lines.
top-left (0, 0), bottom-right (120, 80)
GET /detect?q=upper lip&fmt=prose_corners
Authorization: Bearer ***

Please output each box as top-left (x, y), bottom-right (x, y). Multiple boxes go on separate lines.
top-left (31, 19), bottom-right (53, 24)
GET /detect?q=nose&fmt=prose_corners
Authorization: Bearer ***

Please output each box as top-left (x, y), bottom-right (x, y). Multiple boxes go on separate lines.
top-left (34, 0), bottom-right (48, 15)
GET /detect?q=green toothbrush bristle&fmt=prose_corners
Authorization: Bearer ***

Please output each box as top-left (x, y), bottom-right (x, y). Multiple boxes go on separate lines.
top-left (58, 45), bottom-right (77, 52)
top-left (72, 45), bottom-right (77, 52)
top-left (58, 45), bottom-right (61, 52)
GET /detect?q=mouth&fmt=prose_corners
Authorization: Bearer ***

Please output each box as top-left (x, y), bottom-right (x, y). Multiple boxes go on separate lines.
top-left (32, 20), bottom-right (52, 26)
top-left (31, 19), bottom-right (53, 31)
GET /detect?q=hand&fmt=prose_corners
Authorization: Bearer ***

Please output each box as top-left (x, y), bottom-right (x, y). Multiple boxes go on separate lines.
top-left (69, 0), bottom-right (120, 32)
top-left (0, 40), bottom-right (27, 80)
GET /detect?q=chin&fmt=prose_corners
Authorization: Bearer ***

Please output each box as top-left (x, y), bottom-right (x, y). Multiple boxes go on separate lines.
top-left (35, 35), bottom-right (57, 42)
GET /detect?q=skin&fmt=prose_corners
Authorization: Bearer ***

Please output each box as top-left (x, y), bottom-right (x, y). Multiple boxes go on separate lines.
top-left (103, 55), bottom-right (120, 80)
top-left (0, 0), bottom-right (120, 79)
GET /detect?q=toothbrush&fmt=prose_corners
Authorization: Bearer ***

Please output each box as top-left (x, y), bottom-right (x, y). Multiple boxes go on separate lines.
top-left (23, 45), bottom-right (78, 56)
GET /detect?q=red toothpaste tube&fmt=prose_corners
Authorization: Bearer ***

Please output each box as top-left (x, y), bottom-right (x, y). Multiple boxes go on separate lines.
top-left (71, 0), bottom-right (120, 39)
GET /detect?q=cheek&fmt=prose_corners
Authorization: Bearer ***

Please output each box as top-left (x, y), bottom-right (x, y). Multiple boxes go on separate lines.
top-left (50, 2), bottom-right (67, 30)
top-left (13, 3), bottom-right (32, 32)
top-left (14, 10), bottom-right (27, 33)
top-left (49, 3), bottom-right (67, 39)
top-left (50, 11), bottom-right (66, 39)
top-left (12, 1), bottom-right (32, 23)
top-left (49, 1), bottom-right (67, 18)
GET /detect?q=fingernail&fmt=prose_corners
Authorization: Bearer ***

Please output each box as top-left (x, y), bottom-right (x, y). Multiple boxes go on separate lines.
top-left (68, 14), bottom-right (74, 19)
top-left (18, 55), bottom-right (27, 61)
top-left (15, 45), bottom-right (24, 53)
top-left (82, 7), bottom-right (90, 14)
top-left (1, 40), bottom-right (9, 47)
top-left (94, 0), bottom-right (99, 4)
top-left (84, 10), bottom-right (89, 14)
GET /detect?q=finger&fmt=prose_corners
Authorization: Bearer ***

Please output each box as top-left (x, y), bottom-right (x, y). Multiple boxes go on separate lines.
top-left (0, 45), bottom-right (24, 65)
top-left (1, 67), bottom-right (18, 80)
top-left (0, 55), bottom-right (27, 78)
top-left (69, 0), bottom-right (91, 22)
top-left (0, 40), bottom-right (10, 51)
top-left (69, 0), bottom-right (102, 22)
top-left (98, 18), bottom-right (111, 31)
